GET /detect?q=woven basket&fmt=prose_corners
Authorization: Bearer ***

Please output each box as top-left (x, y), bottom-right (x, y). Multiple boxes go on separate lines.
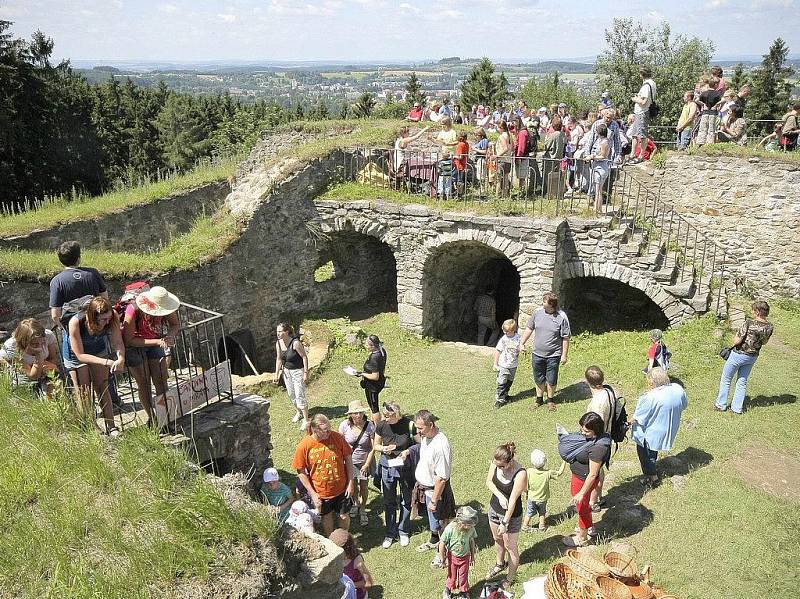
top-left (566, 549), bottom-right (612, 578)
top-left (547, 562), bottom-right (598, 599)
top-left (625, 582), bottom-right (655, 599)
top-left (604, 551), bottom-right (638, 579)
top-left (609, 541), bottom-right (638, 560)
top-left (597, 575), bottom-right (634, 599)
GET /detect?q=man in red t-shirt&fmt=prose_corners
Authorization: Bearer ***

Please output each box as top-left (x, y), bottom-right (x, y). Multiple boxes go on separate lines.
top-left (292, 414), bottom-right (355, 534)
top-left (407, 103), bottom-right (423, 122)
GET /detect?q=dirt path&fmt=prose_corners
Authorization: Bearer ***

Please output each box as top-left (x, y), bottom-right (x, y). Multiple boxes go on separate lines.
top-left (730, 445), bottom-right (800, 503)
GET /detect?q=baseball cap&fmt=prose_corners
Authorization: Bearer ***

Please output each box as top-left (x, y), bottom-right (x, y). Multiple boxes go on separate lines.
top-left (263, 467), bottom-right (279, 483)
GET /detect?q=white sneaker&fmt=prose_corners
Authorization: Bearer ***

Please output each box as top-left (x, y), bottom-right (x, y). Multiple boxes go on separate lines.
top-left (292, 411), bottom-right (303, 423)
top-left (381, 537), bottom-right (394, 549)
top-left (574, 525), bottom-right (598, 537)
top-left (399, 533), bottom-right (410, 547)
top-left (300, 419), bottom-right (309, 432)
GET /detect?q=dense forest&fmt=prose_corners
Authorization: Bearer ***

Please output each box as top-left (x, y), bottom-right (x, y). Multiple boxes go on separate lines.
top-left (0, 22), bottom-right (330, 211)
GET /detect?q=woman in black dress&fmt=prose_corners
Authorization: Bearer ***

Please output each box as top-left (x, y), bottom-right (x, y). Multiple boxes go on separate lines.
top-left (358, 334), bottom-right (387, 426)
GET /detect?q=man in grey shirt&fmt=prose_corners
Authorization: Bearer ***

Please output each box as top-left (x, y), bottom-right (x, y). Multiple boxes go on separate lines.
top-left (520, 292), bottom-right (571, 411)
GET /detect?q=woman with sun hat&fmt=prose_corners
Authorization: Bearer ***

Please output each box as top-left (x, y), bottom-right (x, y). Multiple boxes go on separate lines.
top-left (122, 285), bottom-right (181, 427)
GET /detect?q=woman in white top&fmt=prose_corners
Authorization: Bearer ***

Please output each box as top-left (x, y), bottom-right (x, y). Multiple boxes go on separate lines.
top-left (393, 125), bottom-right (429, 172)
top-left (494, 120), bottom-right (513, 197)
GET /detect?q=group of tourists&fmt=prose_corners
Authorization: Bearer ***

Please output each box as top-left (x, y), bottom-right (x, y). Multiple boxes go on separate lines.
top-left (0, 240), bottom-right (182, 437)
top-left (263, 285), bottom-right (774, 598)
top-left (396, 67), bottom-right (662, 209)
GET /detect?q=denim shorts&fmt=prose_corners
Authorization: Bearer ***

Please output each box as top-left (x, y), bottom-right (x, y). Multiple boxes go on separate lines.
top-left (488, 505), bottom-right (522, 534)
top-left (533, 354), bottom-right (561, 387)
top-left (62, 332), bottom-right (111, 370)
top-left (125, 345), bottom-right (166, 368)
top-left (526, 499), bottom-right (547, 517)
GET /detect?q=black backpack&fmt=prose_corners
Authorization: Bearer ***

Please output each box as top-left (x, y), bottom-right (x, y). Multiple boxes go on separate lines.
top-left (646, 82), bottom-right (660, 118)
top-left (59, 294), bottom-right (94, 328)
top-left (604, 385), bottom-right (629, 444)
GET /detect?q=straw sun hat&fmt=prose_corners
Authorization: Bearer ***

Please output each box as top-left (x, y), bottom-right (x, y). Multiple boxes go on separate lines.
top-left (346, 399), bottom-right (368, 415)
top-left (136, 286), bottom-right (180, 316)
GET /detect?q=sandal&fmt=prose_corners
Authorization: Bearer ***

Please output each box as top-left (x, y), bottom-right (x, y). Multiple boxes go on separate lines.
top-left (502, 577), bottom-right (515, 590)
top-left (547, 401), bottom-right (557, 412)
top-left (416, 541), bottom-right (437, 552)
top-left (562, 534), bottom-right (590, 547)
top-left (486, 561), bottom-right (507, 579)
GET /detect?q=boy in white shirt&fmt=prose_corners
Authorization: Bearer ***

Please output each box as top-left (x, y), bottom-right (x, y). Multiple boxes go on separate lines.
top-left (493, 319), bottom-right (521, 408)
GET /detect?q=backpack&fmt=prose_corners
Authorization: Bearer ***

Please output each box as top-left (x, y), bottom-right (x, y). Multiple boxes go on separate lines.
top-left (646, 82), bottom-right (660, 118)
top-left (558, 431), bottom-right (612, 463)
top-left (59, 295), bottom-right (94, 328)
top-left (113, 281), bottom-right (151, 323)
top-left (604, 385), bottom-right (629, 445)
top-left (654, 342), bottom-right (672, 371)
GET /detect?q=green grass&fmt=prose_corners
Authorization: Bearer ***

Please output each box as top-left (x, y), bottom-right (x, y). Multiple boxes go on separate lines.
top-left (318, 181), bottom-right (594, 218)
top-left (0, 158), bottom-right (238, 238)
top-left (265, 309), bottom-right (799, 599)
top-left (0, 213), bottom-right (241, 279)
top-left (0, 379), bottom-right (277, 599)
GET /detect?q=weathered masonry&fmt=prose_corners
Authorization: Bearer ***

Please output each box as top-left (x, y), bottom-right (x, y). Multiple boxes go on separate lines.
top-left (312, 199), bottom-right (709, 339)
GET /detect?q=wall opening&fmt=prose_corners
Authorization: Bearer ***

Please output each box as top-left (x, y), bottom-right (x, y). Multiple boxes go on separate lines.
top-left (560, 276), bottom-right (669, 334)
top-left (314, 231), bottom-right (398, 311)
top-left (218, 329), bottom-right (259, 376)
top-left (422, 241), bottom-right (520, 343)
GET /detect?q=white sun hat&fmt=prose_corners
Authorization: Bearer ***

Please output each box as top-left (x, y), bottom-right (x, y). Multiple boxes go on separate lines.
top-left (136, 286), bottom-right (181, 316)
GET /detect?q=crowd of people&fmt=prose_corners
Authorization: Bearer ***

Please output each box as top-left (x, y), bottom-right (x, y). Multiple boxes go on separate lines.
top-left (398, 65), bottom-right (799, 204)
top-left (0, 240), bottom-right (182, 437)
top-left (262, 290), bottom-right (774, 599)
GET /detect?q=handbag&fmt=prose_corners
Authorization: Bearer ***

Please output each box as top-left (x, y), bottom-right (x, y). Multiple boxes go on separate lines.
top-left (719, 321), bottom-right (749, 360)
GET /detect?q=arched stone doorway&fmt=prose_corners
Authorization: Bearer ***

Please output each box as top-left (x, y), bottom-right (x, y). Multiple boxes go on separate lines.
top-left (560, 276), bottom-right (670, 333)
top-left (314, 231), bottom-right (398, 311)
top-left (422, 241), bottom-right (520, 343)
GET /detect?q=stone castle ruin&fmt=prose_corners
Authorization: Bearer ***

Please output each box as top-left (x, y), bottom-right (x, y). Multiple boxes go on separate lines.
top-left (3, 129), bottom-right (799, 373)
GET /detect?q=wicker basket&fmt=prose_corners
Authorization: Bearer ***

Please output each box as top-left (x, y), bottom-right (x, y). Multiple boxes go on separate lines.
top-left (566, 549), bottom-right (612, 578)
top-left (609, 541), bottom-right (638, 560)
top-left (604, 551), bottom-right (638, 579)
top-left (547, 562), bottom-right (599, 599)
top-left (625, 582), bottom-right (655, 599)
top-left (597, 576), bottom-right (634, 599)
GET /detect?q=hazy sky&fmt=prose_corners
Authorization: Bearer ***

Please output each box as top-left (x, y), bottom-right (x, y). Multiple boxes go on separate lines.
top-left (2, 0), bottom-right (798, 63)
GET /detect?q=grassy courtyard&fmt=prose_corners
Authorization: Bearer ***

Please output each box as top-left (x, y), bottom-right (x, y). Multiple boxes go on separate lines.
top-left (267, 306), bottom-right (799, 599)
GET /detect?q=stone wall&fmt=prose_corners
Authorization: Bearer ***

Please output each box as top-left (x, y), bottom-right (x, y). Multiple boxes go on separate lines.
top-left (631, 155), bottom-right (800, 298)
top-left (0, 182), bottom-right (230, 253)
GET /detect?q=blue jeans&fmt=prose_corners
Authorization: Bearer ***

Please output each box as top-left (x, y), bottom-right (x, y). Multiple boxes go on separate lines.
top-left (422, 490), bottom-right (442, 534)
top-left (381, 466), bottom-right (411, 538)
top-left (715, 350), bottom-right (758, 413)
top-left (636, 440), bottom-right (658, 476)
top-left (677, 128), bottom-right (692, 149)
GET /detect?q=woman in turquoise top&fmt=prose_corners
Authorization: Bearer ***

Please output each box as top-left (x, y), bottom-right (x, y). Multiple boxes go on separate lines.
top-left (630, 367), bottom-right (688, 485)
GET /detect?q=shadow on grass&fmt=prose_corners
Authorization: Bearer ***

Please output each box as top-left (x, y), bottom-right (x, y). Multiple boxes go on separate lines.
top-left (511, 380), bottom-right (590, 406)
top-left (599, 446), bottom-right (713, 540)
top-left (311, 404), bottom-right (349, 421)
top-left (746, 394), bottom-right (797, 409)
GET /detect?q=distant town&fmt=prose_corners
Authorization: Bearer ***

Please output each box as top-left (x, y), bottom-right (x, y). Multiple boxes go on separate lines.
top-left (77, 56), bottom-right (798, 107)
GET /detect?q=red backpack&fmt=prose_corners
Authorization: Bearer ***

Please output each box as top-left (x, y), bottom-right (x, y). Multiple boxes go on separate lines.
top-left (113, 281), bottom-right (151, 325)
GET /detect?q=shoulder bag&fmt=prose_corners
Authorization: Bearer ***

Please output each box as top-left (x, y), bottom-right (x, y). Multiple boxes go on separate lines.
top-left (719, 320), bottom-right (749, 360)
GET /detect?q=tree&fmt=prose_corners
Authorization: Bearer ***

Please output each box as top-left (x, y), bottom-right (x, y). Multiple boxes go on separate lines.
top-left (155, 94), bottom-right (211, 170)
top-left (459, 58), bottom-right (508, 108)
top-left (595, 19), bottom-right (714, 128)
top-left (520, 71), bottom-right (594, 115)
top-left (339, 100), bottom-right (350, 119)
top-left (353, 91), bottom-right (376, 118)
top-left (404, 72), bottom-right (425, 106)
top-left (729, 63), bottom-right (749, 91)
top-left (749, 38), bottom-right (794, 134)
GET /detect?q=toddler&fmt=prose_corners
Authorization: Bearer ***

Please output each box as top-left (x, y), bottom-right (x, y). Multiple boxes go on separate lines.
top-left (453, 132), bottom-right (469, 196)
top-left (439, 505), bottom-right (478, 599)
top-left (437, 151), bottom-right (454, 200)
top-left (644, 328), bottom-right (671, 373)
top-left (493, 319), bottom-right (520, 408)
top-left (522, 449), bottom-right (566, 532)
top-left (286, 500), bottom-right (316, 533)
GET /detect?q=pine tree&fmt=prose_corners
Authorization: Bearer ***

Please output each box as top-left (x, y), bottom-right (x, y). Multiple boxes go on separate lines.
top-left (340, 101), bottom-right (350, 119)
top-left (404, 72), bottom-right (425, 106)
top-left (459, 58), bottom-right (508, 109)
top-left (729, 63), bottom-right (749, 91)
top-left (748, 38), bottom-right (794, 134)
top-left (353, 92), bottom-right (376, 118)
top-left (317, 98), bottom-right (329, 119)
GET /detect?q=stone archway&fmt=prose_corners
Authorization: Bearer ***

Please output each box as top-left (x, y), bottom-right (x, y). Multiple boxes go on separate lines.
top-left (559, 261), bottom-right (682, 331)
top-left (313, 229), bottom-right (398, 311)
top-left (422, 240), bottom-right (521, 343)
